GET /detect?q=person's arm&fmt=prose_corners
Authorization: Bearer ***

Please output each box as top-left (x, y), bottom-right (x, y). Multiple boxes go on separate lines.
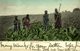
top-left (22, 18), bottom-right (24, 23)
top-left (43, 15), bottom-right (45, 21)
top-left (54, 13), bottom-right (56, 21)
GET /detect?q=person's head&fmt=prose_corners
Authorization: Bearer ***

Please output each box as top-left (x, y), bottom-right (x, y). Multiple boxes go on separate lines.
top-left (15, 16), bottom-right (18, 20)
top-left (26, 14), bottom-right (29, 19)
top-left (44, 10), bottom-right (48, 14)
top-left (55, 8), bottom-right (58, 13)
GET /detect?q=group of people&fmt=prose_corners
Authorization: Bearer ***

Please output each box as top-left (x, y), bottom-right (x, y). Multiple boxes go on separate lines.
top-left (13, 14), bottom-right (31, 31)
top-left (13, 8), bottom-right (62, 31)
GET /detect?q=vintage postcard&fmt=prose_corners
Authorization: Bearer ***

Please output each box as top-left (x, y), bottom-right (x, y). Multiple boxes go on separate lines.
top-left (0, 0), bottom-right (80, 51)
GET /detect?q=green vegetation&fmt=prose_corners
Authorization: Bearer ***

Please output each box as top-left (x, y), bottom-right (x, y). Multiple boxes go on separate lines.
top-left (5, 21), bottom-right (80, 41)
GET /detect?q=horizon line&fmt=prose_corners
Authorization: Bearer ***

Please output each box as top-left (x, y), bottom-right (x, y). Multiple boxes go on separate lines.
top-left (0, 10), bottom-right (73, 16)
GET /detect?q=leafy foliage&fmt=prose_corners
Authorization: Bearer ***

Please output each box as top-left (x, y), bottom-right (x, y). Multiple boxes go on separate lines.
top-left (5, 21), bottom-right (80, 41)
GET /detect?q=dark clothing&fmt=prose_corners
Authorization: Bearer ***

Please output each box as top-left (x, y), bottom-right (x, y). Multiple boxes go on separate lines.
top-left (22, 17), bottom-right (30, 29)
top-left (14, 19), bottom-right (20, 31)
top-left (54, 12), bottom-right (62, 29)
top-left (43, 14), bottom-right (49, 30)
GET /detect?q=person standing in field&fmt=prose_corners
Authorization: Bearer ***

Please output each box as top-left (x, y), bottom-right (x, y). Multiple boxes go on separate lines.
top-left (43, 10), bottom-right (49, 30)
top-left (54, 8), bottom-right (62, 29)
top-left (22, 14), bottom-right (31, 29)
top-left (14, 16), bottom-right (21, 31)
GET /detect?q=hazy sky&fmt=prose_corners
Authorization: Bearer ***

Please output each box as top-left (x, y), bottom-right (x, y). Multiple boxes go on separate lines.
top-left (0, 0), bottom-right (80, 15)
